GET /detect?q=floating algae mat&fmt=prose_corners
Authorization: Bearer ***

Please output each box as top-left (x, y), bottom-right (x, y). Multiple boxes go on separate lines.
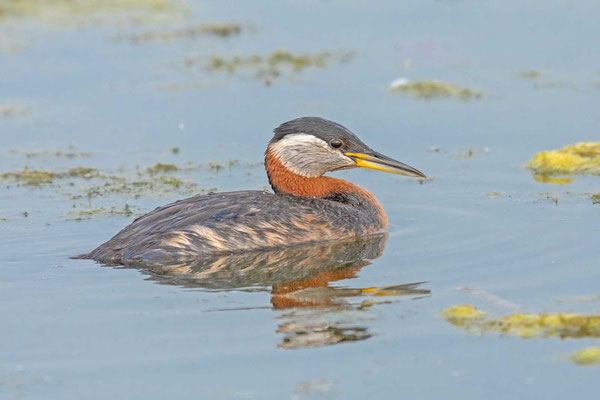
top-left (388, 78), bottom-right (484, 101)
top-left (0, 101), bottom-right (32, 118)
top-left (525, 142), bottom-right (600, 177)
top-left (570, 347), bottom-right (600, 366)
top-left (1, 167), bottom-right (99, 186)
top-left (0, 0), bottom-right (185, 25)
top-left (196, 49), bottom-right (354, 83)
top-left (120, 22), bottom-right (244, 43)
top-left (443, 305), bottom-right (600, 339)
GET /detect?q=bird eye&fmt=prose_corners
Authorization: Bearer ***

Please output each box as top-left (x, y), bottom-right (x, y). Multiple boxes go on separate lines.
top-left (330, 139), bottom-right (343, 149)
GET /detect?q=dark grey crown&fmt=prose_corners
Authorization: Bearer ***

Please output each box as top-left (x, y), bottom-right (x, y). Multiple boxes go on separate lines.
top-left (271, 117), bottom-right (363, 146)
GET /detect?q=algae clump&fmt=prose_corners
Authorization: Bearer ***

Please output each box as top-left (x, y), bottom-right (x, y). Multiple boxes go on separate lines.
top-left (514, 70), bottom-right (544, 80)
top-left (592, 193), bottom-right (600, 204)
top-left (0, 0), bottom-right (185, 25)
top-left (532, 174), bottom-right (574, 185)
top-left (443, 305), bottom-right (487, 327)
top-left (1, 169), bottom-right (56, 186)
top-left (443, 305), bottom-right (600, 339)
top-left (571, 347), bottom-right (600, 366)
top-left (0, 101), bottom-right (31, 117)
top-left (122, 22), bottom-right (243, 43)
top-left (146, 163), bottom-right (178, 174)
top-left (389, 78), bottom-right (484, 101)
top-left (525, 142), bottom-right (600, 176)
top-left (202, 49), bottom-right (353, 83)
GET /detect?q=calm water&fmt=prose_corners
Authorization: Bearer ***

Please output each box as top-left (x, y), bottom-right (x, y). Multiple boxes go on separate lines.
top-left (1, 0), bottom-right (599, 398)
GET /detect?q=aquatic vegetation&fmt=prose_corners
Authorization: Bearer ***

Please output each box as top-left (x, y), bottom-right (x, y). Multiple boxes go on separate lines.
top-left (208, 161), bottom-right (222, 171)
top-left (67, 204), bottom-right (136, 220)
top-left (514, 70), bottom-right (544, 79)
top-left (82, 176), bottom-right (197, 200)
top-left (1, 169), bottom-right (56, 186)
top-left (443, 305), bottom-right (487, 327)
top-left (199, 49), bottom-right (353, 82)
top-left (23, 149), bottom-right (92, 159)
top-left (145, 162), bottom-right (178, 174)
top-left (532, 174), bottom-right (574, 185)
top-left (1, 167), bottom-right (98, 185)
top-left (121, 22), bottom-right (243, 43)
top-left (0, 0), bottom-right (186, 25)
top-left (65, 167), bottom-right (98, 178)
top-left (389, 78), bottom-right (484, 101)
top-left (525, 142), bottom-right (600, 176)
top-left (0, 101), bottom-right (31, 117)
top-left (592, 193), bottom-right (600, 204)
top-left (570, 347), bottom-right (600, 366)
top-left (456, 147), bottom-right (491, 159)
top-left (1, 167), bottom-right (101, 186)
top-left (443, 305), bottom-right (600, 339)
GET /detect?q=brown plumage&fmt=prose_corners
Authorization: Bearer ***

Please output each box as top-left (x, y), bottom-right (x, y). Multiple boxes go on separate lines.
top-left (75, 117), bottom-right (425, 265)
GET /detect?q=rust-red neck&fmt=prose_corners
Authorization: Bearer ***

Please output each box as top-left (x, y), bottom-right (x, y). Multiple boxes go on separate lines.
top-left (264, 148), bottom-right (388, 226)
top-left (265, 148), bottom-right (353, 197)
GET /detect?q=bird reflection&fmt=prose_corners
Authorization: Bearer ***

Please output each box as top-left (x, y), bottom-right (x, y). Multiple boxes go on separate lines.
top-left (114, 233), bottom-right (430, 349)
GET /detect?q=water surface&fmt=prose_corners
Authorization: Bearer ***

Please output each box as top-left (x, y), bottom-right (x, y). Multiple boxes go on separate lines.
top-left (1, 1), bottom-right (599, 399)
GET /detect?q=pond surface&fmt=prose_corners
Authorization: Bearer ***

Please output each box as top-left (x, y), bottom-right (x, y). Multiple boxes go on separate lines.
top-left (1, 0), bottom-right (599, 399)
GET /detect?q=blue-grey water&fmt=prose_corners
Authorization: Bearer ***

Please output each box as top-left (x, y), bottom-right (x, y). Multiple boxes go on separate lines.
top-left (1, 1), bottom-right (599, 399)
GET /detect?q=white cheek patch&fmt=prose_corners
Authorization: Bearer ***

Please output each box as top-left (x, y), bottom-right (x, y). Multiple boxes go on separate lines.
top-left (269, 133), bottom-right (355, 178)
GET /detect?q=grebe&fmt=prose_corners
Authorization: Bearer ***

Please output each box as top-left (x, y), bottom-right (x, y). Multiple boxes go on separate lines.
top-left (79, 117), bottom-right (425, 265)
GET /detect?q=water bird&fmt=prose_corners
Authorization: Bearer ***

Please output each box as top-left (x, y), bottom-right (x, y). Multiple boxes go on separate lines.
top-left (78, 117), bottom-right (425, 265)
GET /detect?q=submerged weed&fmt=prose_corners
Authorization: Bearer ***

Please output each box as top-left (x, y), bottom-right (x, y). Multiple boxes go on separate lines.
top-left (514, 70), bottom-right (544, 79)
top-left (1, 169), bottom-right (56, 186)
top-left (0, 0), bottom-right (186, 25)
top-left (146, 162), bottom-right (178, 174)
top-left (199, 49), bottom-right (353, 83)
top-left (67, 204), bottom-right (136, 220)
top-left (525, 142), bottom-right (600, 176)
top-left (571, 347), bottom-right (600, 366)
top-left (389, 78), bottom-right (484, 101)
top-left (1, 167), bottom-right (100, 186)
top-left (121, 22), bottom-right (243, 43)
top-left (0, 101), bottom-right (31, 117)
top-left (443, 305), bottom-right (600, 339)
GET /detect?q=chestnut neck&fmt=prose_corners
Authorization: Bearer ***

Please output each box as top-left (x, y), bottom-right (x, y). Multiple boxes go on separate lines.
top-left (264, 148), bottom-right (388, 225)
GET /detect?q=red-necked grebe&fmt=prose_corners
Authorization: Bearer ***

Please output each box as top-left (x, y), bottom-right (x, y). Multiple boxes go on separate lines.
top-left (78, 117), bottom-right (425, 265)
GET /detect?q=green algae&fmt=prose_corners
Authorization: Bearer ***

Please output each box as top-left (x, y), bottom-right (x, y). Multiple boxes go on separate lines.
top-left (121, 22), bottom-right (243, 43)
top-left (389, 78), bottom-right (484, 101)
top-left (65, 167), bottom-right (99, 179)
top-left (526, 142), bottom-right (600, 176)
top-left (592, 193), bottom-right (600, 204)
top-left (0, 101), bottom-right (31, 117)
top-left (67, 204), bottom-right (136, 220)
top-left (199, 49), bottom-right (353, 83)
top-left (146, 162), bottom-right (178, 174)
top-left (1, 167), bottom-right (100, 186)
top-left (1, 169), bottom-right (56, 186)
top-left (571, 347), bottom-right (600, 366)
top-left (532, 173), bottom-right (574, 185)
top-left (82, 177), bottom-right (197, 200)
top-left (0, 0), bottom-right (186, 25)
top-left (514, 70), bottom-right (544, 79)
top-left (443, 305), bottom-right (487, 327)
top-left (443, 305), bottom-right (600, 339)
top-left (24, 149), bottom-right (92, 159)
